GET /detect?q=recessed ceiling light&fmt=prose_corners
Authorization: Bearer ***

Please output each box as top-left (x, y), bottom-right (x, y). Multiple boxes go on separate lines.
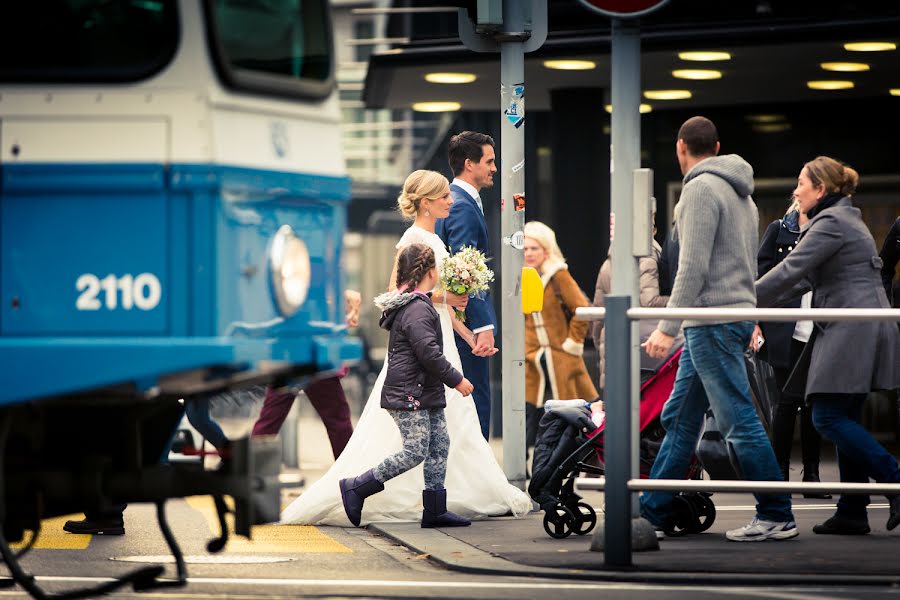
top-left (820, 62), bottom-right (870, 72)
top-left (890, 89), bottom-right (900, 96)
top-left (604, 104), bottom-right (653, 114)
top-left (753, 123), bottom-right (792, 134)
top-left (411, 101), bottom-right (461, 112)
top-left (643, 89), bottom-right (692, 100)
top-left (543, 59), bottom-right (596, 70)
top-left (678, 51), bottom-right (732, 62)
top-left (843, 41), bottom-right (896, 52)
top-left (672, 69), bottom-right (722, 80)
top-left (745, 114), bottom-right (786, 124)
top-left (424, 72), bottom-right (477, 84)
top-left (806, 80), bottom-right (854, 90)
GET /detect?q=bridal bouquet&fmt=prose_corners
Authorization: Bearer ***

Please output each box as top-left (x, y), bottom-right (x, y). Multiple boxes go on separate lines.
top-left (439, 246), bottom-right (494, 321)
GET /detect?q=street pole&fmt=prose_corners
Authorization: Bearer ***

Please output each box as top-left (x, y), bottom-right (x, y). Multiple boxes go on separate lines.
top-left (499, 0), bottom-right (527, 490)
top-left (589, 17), bottom-right (657, 563)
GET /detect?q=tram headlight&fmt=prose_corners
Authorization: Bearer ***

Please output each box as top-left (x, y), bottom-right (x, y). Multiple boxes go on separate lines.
top-left (269, 225), bottom-right (311, 317)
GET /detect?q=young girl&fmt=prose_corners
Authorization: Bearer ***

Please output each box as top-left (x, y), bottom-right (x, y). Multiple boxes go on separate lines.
top-left (339, 243), bottom-right (475, 528)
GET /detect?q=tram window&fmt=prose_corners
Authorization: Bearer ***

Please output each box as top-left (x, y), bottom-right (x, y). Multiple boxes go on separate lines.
top-left (0, 1), bottom-right (178, 82)
top-left (204, 0), bottom-right (334, 100)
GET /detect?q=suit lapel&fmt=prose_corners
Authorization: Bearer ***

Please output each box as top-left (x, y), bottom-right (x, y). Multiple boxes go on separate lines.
top-left (450, 184), bottom-right (489, 244)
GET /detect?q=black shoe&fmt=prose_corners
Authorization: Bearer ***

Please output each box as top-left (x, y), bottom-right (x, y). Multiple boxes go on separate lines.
top-left (887, 495), bottom-right (900, 531)
top-left (63, 517), bottom-right (125, 535)
top-left (812, 514), bottom-right (870, 535)
top-left (339, 469), bottom-right (384, 527)
top-left (801, 466), bottom-right (832, 500)
top-left (421, 488), bottom-right (471, 528)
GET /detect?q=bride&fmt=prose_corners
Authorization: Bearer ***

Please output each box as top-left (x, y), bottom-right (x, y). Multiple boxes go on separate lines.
top-left (280, 170), bottom-right (533, 526)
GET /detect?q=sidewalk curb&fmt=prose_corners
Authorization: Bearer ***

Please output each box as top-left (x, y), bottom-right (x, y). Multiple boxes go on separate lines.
top-left (369, 523), bottom-right (900, 587)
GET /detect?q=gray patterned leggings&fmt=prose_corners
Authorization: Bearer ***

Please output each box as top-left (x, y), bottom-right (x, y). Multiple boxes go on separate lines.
top-left (372, 408), bottom-right (450, 490)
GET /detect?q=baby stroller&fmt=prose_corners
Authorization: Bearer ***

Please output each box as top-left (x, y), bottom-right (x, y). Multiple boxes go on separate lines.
top-left (529, 343), bottom-right (716, 539)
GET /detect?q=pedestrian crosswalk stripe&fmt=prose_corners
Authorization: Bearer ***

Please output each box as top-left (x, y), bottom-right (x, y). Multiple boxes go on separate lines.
top-left (185, 497), bottom-right (351, 553)
top-left (9, 515), bottom-right (91, 550)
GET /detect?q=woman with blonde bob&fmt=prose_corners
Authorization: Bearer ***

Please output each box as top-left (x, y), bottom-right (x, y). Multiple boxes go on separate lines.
top-left (523, 221), bottom-right (597, 447)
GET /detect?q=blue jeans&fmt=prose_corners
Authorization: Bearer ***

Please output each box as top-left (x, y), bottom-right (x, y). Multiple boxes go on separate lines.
top-left (640, 322), bottom-right (794, 527)
top-left (184, 396), bottom-right (229, 451)
top-left (811, 393), bottom-right (900, 520)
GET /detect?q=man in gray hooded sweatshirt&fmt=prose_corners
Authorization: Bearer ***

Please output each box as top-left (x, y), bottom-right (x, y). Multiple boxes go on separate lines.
top-left (640, 116), bottom-right (797, 542)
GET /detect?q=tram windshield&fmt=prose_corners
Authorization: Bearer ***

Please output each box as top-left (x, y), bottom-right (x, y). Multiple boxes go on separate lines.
top-left (0, 0), bottom-right (178, 82)
top-left (206, 0), bottom-right (333, 98)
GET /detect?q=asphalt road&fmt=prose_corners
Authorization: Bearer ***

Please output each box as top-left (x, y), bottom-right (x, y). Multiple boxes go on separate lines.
top-left (5, 412), bottom-right (898, 599)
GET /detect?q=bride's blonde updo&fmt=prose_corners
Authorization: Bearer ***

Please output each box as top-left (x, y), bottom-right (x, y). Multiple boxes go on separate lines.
top-left (397, 170), bottom-right (450, 220)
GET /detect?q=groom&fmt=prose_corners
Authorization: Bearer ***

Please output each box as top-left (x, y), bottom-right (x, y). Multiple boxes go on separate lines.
top-left (437, 131), bottom-right (498, 440)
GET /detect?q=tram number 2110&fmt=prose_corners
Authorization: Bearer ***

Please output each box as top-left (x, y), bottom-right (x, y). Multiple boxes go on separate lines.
top-left (76, 273), bottom-right (162, 311)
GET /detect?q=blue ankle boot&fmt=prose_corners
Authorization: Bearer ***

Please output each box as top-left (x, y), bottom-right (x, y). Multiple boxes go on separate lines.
top-left (421, 489), bottom-right (470, 528)
top-left (339, 469), bottom-right (384, 527)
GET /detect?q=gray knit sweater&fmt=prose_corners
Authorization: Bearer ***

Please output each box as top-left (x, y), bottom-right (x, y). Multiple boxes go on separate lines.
top-left (659, 154), bottom-right (759, 336)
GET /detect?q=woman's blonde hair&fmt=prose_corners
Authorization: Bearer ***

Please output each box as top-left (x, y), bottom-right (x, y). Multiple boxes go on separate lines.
top-left (803, 156), bottom-right (859, 197)
top-left (785, 196), bottom-right (800, 216)
top-left (397, 170), bottom-right (450, 220)
top-left (523, 220), bottom-right (565, 264)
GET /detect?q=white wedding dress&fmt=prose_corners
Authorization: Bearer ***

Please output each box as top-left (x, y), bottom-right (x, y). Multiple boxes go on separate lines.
top-left (279, 225), bottom-right (533, 526)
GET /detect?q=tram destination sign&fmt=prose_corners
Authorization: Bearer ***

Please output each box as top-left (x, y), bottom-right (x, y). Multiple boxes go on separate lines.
top-left (577, 0), bottom-right (671, 18)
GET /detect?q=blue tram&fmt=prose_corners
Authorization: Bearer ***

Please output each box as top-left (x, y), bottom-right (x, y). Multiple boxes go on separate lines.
top-left (0, 1), bottom-right (358, 595)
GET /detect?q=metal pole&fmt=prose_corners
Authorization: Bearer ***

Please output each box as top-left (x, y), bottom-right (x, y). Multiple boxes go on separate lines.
top-left (591, 18), bottom-right (644, 565)
top-left (574, 306), bottom-right (900, 323)
top-left (575, 477), bottom-right (900, 495)
top-left (597, 295), bottom-right (631, 565)
top-left (499, 0), bottom-right (527, 489)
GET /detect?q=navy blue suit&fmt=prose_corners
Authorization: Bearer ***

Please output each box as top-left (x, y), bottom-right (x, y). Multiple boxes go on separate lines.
top-left (436, 183), bottom-right (497, 439)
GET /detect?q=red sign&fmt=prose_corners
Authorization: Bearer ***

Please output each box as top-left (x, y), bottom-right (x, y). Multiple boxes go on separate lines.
top-left (577, 0), bottom-right (671, 18)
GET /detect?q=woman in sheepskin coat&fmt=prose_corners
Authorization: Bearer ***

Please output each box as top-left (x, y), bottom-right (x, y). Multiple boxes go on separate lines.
top-left (523, 221), bottom-right (597, 447)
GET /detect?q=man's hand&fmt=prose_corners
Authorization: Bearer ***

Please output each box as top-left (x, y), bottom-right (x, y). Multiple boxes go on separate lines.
top-left (344, 289), bottom-right (362, 327)
top-left (749, 324), bottom-right (764, 352)
top-left (455, 377), bottom-right (474, 396)
top-left (641, 329), bottom-right (675, 360)
top-left (473, 329), bottom-right (498, 357)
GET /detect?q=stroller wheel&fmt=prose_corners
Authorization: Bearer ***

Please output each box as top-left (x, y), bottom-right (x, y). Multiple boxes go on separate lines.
top-left (571, 502), bottom-right (597, 535)
top-left (691, 493), bottom-right (716, 533)
top-left (543, 505), bottom-right (576, 539)
top-left (665, 494), bottom-right (698, 537)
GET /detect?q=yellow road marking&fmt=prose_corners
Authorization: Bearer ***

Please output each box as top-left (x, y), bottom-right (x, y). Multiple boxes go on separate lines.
top-left (185, 497), bottom-right (351, 554)
top-left (10, 514), bottom-right (91, 550)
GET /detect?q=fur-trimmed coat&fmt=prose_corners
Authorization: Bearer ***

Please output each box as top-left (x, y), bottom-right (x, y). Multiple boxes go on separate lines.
top-left (525, 260), bottom-right (598, 407)
top-left (591, 241), bottom-right (669, 391)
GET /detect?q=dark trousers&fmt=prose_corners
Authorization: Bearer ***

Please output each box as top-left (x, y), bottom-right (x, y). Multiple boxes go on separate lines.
top-left (252, 375), bottom-right (353, 459)
top-left (771, 338), bottom-right (822, 474)
top-left (525, 403), bottom-right (544, 449)
top-left (455, 335), bottom-right (491, 439)
top-left (84, 505), bottom-right (127, 523)
top-left (811, 393), bottom-right (900, 519)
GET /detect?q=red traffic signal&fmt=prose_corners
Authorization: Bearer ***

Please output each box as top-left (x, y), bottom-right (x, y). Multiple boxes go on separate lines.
top-left (577, 0), bottom-right (671, 18)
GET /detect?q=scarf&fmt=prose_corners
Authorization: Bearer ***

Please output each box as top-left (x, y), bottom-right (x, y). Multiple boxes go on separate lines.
top-left (806, 192), bottom-right (846, 220)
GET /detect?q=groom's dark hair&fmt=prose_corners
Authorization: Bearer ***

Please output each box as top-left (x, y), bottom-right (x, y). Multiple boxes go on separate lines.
top-left (448, 131), bottom-right (495, 177)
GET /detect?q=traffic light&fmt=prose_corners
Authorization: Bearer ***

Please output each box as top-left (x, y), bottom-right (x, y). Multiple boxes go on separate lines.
top-left (455, 0), bottom-right (547, 53)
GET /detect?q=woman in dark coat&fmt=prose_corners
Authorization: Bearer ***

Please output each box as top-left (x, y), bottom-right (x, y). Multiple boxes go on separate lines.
top-left (755, 202), bottom-right (829, 498)
top-left (756, 156), bottom-right (900, 536)
top-left (880, 216), bottom-right (900, 307)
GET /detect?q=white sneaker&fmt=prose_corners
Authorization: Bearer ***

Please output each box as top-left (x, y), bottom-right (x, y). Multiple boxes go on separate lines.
top-left (654, 527), bottom-right (666, 541)
top-left (726, 517), bottom-right (799, 542)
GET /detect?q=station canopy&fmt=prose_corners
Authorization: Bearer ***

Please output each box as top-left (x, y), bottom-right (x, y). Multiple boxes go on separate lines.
top-left (363, 0), bottom-right (900, 111)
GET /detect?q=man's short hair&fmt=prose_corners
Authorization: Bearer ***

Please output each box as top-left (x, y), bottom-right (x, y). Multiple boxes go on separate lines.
top-left (677, 116), bottom-right (718, 158)
top-left (448, 131), bottom-right (495, 177)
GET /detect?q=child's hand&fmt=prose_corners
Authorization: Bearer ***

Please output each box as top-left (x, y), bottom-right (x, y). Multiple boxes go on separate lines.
top-left (455, 378), bottom-right (474, 396)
